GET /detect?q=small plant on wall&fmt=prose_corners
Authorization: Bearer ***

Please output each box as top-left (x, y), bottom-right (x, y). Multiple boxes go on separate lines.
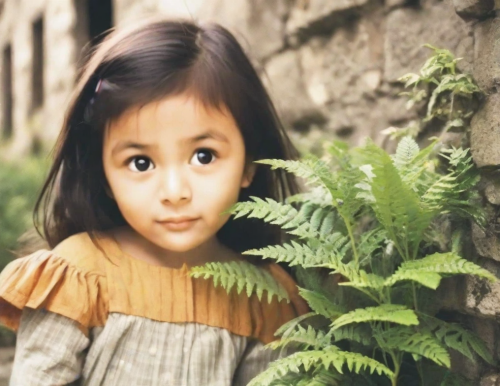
top-left (190, 48), bottom-right (495, 385)
top-left (384, 44), bottom-right (482, 142)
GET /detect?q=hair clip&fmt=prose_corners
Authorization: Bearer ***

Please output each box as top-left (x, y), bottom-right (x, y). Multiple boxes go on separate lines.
top-left (83, 78), bottom-right (107, 124)
top-left (95, 79), bottom-right (104, 94)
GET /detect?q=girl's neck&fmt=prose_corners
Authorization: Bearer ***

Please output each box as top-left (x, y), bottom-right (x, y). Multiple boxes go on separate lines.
top-left (110, 225), bottom-right (236, 269)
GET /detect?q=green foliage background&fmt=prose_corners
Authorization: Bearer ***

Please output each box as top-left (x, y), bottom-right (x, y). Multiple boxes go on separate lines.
top-left (0, 157), bottom-right (48, 270)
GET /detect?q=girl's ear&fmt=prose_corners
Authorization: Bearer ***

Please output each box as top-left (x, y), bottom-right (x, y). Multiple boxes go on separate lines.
top-left (241, 162), bottom-right (256, 188)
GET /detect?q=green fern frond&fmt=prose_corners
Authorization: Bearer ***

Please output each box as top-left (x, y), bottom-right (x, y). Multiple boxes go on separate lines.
top-left (287, 203), bottom-right (343, 239)
top-left (422, 174), bottom-right (460, 210)
top-left (275, 312), bottom-right (318, 338)
top-left (244, 242), bottom-right (327, 267)
top-left (256, 157), bottom-right (335, 191)
top-left (231, 198), bottom-right (350, 242)
top-left (393, 137), bottom-right (420, 171)
top-left (331, 305), bottom-right (419, 330)
top-left (357, 141), bottom-right (434, 260)
top-left (325, 140), bottom-right (350, 162)
top-left (335, 266), bottom-right (385, 291)
top-left (393, 138), bottom-right (439, 193)
top-left (422, 148), bottom-right (485, 225)
top-left (244, 234), bottom-right (350, 269)
top-left (421, 315), bottom-right (495, 364)
top-left (386, 252), bottom-right (496, 289)
top-left (189, 261), bottom-right (289, 304)
top-left (267, 325), bottom-right (331, 350)
top-left (286, 186), bottom-right (332, 206)
top-left (229, 196), bottom-right (297, 224)
top-left (357, 228), bottom-right (388, 266)
top-left (310, 206), bottom-right (336, 237)
top-left (321, 232), bottom-right (351, 255)
top-left (247, 346), bottom-right (394, 386)
top-left (332, 324), bottom-right (373, 346)
top-left (268, 369), bottom-right (343, 386)
top-left (376, 327), bottom-right (450, 368)
top-left (227, 197), bottom-right (316, 239)
top-left (385, 269), bottom-right (442, 289)
top-left (298, 287), bottom-right (345, 318)
top-left (294, 267), bottom-right (337, 297)
top-left (306, 368), bottom-right (344, 386)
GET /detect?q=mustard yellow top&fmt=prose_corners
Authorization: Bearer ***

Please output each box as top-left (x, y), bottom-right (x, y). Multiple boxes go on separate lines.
top-left (0, 232), bottom-right (309, 344)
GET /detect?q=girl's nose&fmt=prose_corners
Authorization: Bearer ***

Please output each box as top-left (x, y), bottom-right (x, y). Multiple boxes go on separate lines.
top-left (158, 167), bottom-right (192, 205)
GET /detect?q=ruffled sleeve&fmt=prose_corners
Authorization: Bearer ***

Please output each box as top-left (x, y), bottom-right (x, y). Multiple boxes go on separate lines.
top-left (0, 249), bottom-right (108, 335)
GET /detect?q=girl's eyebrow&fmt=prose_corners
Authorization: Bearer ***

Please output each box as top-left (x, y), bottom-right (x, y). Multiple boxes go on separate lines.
top-left (188, 129), bottom-right (229, 144)
top-left (111, 130), bottom-right (229, 156)
top-left (112, 141), bottom-right (150, 156)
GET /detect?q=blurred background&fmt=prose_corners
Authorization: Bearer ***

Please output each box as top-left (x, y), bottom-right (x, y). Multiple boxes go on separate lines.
top-left (0, 0), bottom-right (492, 383)
top-left (0, 0), bottom-right (476, 263)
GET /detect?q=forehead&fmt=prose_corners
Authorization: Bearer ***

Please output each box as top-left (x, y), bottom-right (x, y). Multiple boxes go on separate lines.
top-left (104, 94), bottom-right (238, 142)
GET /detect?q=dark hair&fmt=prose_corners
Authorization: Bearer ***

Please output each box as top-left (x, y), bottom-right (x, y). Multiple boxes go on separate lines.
top-left (34, 18), bottom-right (300, 257)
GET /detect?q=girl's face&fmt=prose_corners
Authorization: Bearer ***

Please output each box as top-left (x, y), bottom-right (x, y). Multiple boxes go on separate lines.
top-left (102, 94), bottom-right (254, 253)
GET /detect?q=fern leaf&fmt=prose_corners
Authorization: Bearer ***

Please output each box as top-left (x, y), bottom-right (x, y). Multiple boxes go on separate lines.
top-left (298, 288), bottom-right (345, 318)
top-left (332, 324), bottom-right (373, 346)
top-left (267, 325), bottom-right (331, 350)
top-left (229, 196), bottom-right (297, 223)
top-left (275, 312), bottom-right (317, 338)
top-left (422, 148), bottom-right (485, 225)
top-left (331, 305), bottom-right (419, 330)
top-left (288, 203), bottom-right (342, 240)
top-left (190, 261), bottom-right (289, 303)
top-left (257, 157), bottom-right (336, 191)
top-left (421, 315), bottom-right (495, 364)
top-left (401, 332), bottom-right (451, 368)
top-left (286, 186), bottom-right (332, 206)
top-left (336, 267), bottom-right (385, 290)
top-left (267, 370), bottom-right (343, 386)
top-left (321, 233), bottom-right (351, 256)
top-left (385, 270), bottom-right (442, 289)
top-left (294, 267), bottom-right (337, 298)
top-left (247, 346), bottom-right (394, 386)
top-left (244, 242), bottom-right (333, 267)
top-left (356, 228), bottom-right (388, 266)
top-left (393, 136), bottom-right (420, 171)
top-left (376, 327), bottom-right (450, 368)
top-left (393, 138), bottom-right (438, 192)
top-left (386, 252), bottom-right (496, 289)
top-left (227, 197), bottom-right (317, 239)
top-left (307, 369), bottom-right (344, 386)
top-left (356, 141), bottom-right (434, 260)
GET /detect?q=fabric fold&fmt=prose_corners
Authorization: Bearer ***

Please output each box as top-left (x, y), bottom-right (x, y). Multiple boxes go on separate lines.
top-left (0, 250), bottom-right (108, 334)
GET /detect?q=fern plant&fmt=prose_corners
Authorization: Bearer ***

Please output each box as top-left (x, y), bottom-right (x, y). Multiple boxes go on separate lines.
top-left (190, 137), bottom-right (496, 386)
top-left (384, 44), bottom-right (482, 141)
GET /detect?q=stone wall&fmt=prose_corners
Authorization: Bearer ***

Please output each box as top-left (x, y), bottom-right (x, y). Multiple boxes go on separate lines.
top-left (0, 0), bottom-right (88, 157)
top-left (0, 0), bottom-right (478, 156)
top-left (1, 0), bottom-right (500, 383)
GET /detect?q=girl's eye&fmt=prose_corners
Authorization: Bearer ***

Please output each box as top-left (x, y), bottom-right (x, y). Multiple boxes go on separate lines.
top-left (127, 156), bottom-right (154, 172)
top-left (190, 149), bottom-right (216, 166)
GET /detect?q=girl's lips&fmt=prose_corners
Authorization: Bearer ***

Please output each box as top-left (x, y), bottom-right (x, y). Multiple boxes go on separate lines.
top-left (157, 218), bottom-right (199, 231)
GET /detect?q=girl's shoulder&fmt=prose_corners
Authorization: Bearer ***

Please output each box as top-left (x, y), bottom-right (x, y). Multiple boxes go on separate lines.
top-left (51, 231), bottom-right (113, 273)
top-left (0, 232), bottom-right (109, 334)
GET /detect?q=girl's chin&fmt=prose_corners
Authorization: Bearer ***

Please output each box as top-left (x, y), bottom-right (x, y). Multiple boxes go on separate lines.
top-left (151, 236), bottom-right (213, 253)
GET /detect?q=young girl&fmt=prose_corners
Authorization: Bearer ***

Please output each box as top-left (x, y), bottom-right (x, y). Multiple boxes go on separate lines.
top-left (0, 19), bottom-right (309, 385)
